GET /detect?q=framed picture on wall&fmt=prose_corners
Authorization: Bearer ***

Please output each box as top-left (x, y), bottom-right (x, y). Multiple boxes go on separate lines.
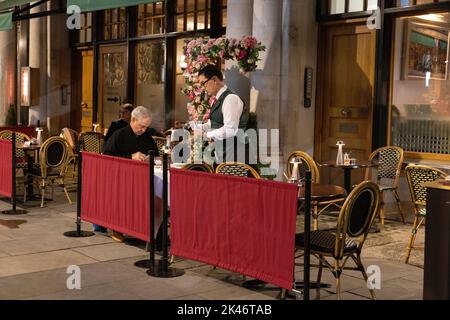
top-left (402, 19), bottom-right (450, 80)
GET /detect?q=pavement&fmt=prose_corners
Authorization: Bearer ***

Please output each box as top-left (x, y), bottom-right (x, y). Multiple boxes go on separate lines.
top-left (0, 184), bottom-right (423, 300)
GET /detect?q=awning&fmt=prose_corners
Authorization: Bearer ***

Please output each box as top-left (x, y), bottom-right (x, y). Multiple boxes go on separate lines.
top-left (0, 12), bottom-right (12, 31)
top-left (0, 0), bottom-right (33, 12)
top-left (67, 0), bottom-right (160, 13)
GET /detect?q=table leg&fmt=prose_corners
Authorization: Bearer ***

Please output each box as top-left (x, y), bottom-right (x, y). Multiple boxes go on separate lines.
top-left (343, 168), bottom-right (352, 193)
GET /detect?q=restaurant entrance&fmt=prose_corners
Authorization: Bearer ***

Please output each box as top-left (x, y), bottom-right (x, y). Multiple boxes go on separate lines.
top-left (98, 44), bottom-right (128, 132)
top-left (315, 21), bottom-right (376, 187)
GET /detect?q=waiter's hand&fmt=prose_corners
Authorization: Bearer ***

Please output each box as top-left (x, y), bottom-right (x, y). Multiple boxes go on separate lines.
top-left (132, 152), bottom-right (147, 161)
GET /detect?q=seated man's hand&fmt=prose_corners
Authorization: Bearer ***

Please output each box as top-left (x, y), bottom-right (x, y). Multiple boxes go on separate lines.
top-left (132, 152), bottom-right (147, 161)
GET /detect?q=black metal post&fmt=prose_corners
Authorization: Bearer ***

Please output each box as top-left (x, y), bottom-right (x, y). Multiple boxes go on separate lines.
top-left (64, 141), bottom-right (94, 237)
top-left (146, 152), bottom-right (184, 278)
top-left (303, 170), bottom-right (311, 300)
top-left (2, 132), bottom-right (27, 215)
top-left (135, 150), bottom-right (160, 269)
top-left (162, 153), bottom-right (169, 272)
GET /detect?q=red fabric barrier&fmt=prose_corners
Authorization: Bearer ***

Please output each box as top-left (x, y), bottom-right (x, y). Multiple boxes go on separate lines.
top-left (81, 153), bottom-right (162, 241)
top-left (0, 139), bottom-right (13, 198)
top-left (170, 169), bottom-right (298, 290)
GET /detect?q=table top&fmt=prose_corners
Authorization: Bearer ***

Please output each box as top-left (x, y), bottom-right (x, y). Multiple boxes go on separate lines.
top-left (298, 183), bottom-right (347, 201)
top-left (423, 181), bottom-right (450, 191)
top-left (319, 160), bottom-right (376, 169)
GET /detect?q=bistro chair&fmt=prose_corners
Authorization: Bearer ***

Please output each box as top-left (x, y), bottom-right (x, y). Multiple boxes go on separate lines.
top-left (79, 131), bottom-right (104, 154)
top-left (216, 162), bottom-right (261, 179)
top-left (153, 136), bottom-right (166, 157)
top-left (0, 130), bottom-right (33, 201)
top-left (29, 137), bottom-right (72, 208)
top-left (364, 146), bottom-right (405, 225)
top-left (287, 151), bottom-right (346, 230)
top-left (181, 162), bottom-right (214, 173)
top-left (290, 181), bottom-right (380, 300)
top-left (61, 128), bottom-right (80, 177)
top-left (404, 164), bottom-right (447, 264)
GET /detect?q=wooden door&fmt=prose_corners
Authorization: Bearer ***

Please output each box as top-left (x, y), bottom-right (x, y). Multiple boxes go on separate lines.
top-left (98, 45), bottom-right (128, 132)
top-left (315, 22), bottom-right (376, 187)
top-left (81, 50), bottom-right (94, 132)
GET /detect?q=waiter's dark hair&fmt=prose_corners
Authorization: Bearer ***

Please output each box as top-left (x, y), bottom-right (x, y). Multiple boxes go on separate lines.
top-left (198, 64), bottom-right (223, 81)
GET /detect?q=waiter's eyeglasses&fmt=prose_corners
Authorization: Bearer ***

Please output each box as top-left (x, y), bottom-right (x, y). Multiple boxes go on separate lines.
top-left (200, 76), bottom-right (213, 87)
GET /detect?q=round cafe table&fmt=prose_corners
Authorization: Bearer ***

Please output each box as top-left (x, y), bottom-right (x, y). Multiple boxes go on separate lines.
top-left (297, 183), bottom-right (347, 202)
top-left (16, 144), bottom-right (42, 202)
top-left (318, 160), bottom-right (376, 193)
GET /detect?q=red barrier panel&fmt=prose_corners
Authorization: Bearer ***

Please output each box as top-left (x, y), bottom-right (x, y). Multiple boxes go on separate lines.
top-left (170, 169), bottom-right (298, 290)
top-left (81, 153), bottom-right (162, 241)
top-left (0, 139), bottom-right (12, 198)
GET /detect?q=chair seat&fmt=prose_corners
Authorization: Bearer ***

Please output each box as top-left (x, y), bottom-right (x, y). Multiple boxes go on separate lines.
top-left (29, 167), bottom-right (61, 177)
top-left (296, 230), bottom-right (357, 254)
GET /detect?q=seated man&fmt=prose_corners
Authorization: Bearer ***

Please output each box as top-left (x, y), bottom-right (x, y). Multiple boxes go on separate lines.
top-left (104, 103), bottom-right (134, 143)
top-left (103, 106), bottom-right (159, 160)
top-left (102, 106), bottom-right (160, 242)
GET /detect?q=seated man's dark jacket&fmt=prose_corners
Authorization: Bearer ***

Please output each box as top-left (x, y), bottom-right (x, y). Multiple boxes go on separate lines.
top-left (102, 125), bottom-right (159, 158)
top-left (104, 119), bottom-right (129, 143)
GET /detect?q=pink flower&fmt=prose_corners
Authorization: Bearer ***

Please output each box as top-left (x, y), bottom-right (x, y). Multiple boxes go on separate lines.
top-left (238, 50), bottom-right (248, 59)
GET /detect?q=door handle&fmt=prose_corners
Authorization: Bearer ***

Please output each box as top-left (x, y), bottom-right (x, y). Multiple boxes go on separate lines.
top-left (341, 107), bottom-right (352, 117)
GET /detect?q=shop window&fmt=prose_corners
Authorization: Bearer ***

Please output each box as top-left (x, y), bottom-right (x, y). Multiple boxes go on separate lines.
top-left (79, 13), bottom-right (92, 43)
top-left (135, 41), bottom-right (166, 131)
top-left (137, 1), bottom-right (165, 36)
top-left (176, 0), bottom-right (218, 32)
top-left (390, 13), bottom-right (450, 158)
top-left (103, 8), bottom-right (127, 40)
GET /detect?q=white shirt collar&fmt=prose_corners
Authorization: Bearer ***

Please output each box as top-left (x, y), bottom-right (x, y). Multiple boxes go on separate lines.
top-left (215, 85), bottom-right (228, 100)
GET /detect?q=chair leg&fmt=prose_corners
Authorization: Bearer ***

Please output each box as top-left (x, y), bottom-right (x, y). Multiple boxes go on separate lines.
top-left (313, 205), bottom-right (319, 231)
top-left (393, 189), bottom-right (405, 224)
top-left (357, 255), bottom-right (376, 300)
top-left (280, 288), bottom-right (287, 300)
top-left (379, 192), bottom-right (385, 225)
top-left (63, 186), bottom-right (72, 205)
top-left (316, 258), bottom-right (324, 300)
top-left (405, 215), bottom-right (422, 264)
top-left (40, 181), bottom-right (46, 208)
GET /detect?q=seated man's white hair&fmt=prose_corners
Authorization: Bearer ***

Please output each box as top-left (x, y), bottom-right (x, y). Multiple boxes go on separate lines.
top-left (131, 106), bottom-right (152, 120)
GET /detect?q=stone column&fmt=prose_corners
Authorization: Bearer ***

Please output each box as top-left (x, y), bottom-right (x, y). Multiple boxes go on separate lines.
top-left (224, 0), bottom-right (253, 106)
top-left (250, 0), bottom-right (282, 176)
top-left (28, 3), bottom-right (48, 127)
top-left (46, 1), bottom-right (71, 135)
top-left (0, 28), bottom-right (17, 126)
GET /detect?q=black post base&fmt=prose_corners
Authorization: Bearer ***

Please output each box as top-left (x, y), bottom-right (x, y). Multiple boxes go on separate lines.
top-left (134, 258), bottom-right (160, 269)
top-left (146, 260), bottom-right (185, 278)
top-left (1, 209), bottom-right (28, 215)
top-left (63, 230), bottom-right (95, 238)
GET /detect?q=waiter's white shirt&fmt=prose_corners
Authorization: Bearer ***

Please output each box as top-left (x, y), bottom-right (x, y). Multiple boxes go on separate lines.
top-left (203, 85), bottom-right (244, 141)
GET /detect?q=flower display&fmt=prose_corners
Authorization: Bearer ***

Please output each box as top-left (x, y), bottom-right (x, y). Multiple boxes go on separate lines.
top-left (182, 36), bottom-right (265, 123)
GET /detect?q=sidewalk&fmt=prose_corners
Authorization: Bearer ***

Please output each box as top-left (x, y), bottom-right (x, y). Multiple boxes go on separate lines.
top-left (0, 190), bottom-right (423, 300)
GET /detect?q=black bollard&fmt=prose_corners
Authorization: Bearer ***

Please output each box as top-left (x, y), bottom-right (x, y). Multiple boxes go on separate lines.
top-left (2, 132), bottom-right (27, 215)
top-left (147, 153), bottom-right (184, 278)
top-left (135, 150), bottom-right (161, 269)
top-left (64, 141), bottom-right (94, 238)
top-left (303, 170), bottom-right (312, 300)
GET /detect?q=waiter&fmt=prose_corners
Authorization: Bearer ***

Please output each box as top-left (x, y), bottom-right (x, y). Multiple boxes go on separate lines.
top-left (196, 64), bottom-right (254, 166)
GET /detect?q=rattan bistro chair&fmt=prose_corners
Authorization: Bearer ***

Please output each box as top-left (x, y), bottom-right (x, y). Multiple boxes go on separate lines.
top-left (0, 130), bottom-right (32, 169)
top-left (153, 136), bottom-right (166, 157)
top-left (216, 162), bottom-right (261, 179)
top-left (61, 128), bottom-right (79, 177)
top-left (365, 146), bottom-right (405, 225)
top-left (287, 151), bottom-right (346, 230)
top-left (404, 164), bottom-right (447, 264)
top-left (291, 181), bottom-right (380, 300)
top-left (30, 137), bottom-right (72, 207)
top-left (182, 162), bottom-right (214, 173)
top-left (79, 131), bottom-right (104, 154)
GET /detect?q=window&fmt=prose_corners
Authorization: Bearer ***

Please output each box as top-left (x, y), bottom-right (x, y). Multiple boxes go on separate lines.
top-left (390, 13), bottom-right (450, 157)
top-left (328, 0), bottom-right (377, 14)
top-left (396, 0), bottom-right (450, 7)
top-left (176, 0), bottom-right (211, 32)
top-left (137, 1), bottom-right (165, 36)
top-left (135, 41), bottom-right (166, 131)
top-left (103, 8), bottom-right (127, 40)
top-left (79, 13), bottom-right (92, 43)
